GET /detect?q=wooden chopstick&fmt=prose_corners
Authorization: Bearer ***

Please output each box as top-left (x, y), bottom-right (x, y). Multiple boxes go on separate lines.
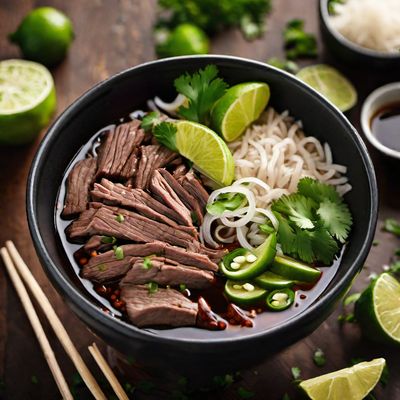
top-left (0, 247), bottom-right (73, 400)
top-left (5, 240), bottom-right (107, 400)
top-left (89, 342), bottom-right (130, 400)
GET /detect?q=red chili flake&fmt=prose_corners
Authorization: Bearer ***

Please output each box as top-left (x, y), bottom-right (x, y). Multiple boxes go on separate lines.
top-left (91, 251), bottom-right (98, 257)
top-left (79, 257), bottom-right (88, 266)
top-left (110, 294), bottom-right (117, 301)
top-left (300, 294), bottom-right (307, 299)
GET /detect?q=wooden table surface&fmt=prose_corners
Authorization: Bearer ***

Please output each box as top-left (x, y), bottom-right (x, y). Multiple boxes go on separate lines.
top-left (1, 1), bottom-right (399, 399)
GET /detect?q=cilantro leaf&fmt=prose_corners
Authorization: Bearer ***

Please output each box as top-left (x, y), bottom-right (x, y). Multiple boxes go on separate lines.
top-left (275, 212), bottom-right (297, 256)
top-left (174, 65), bottom-right (228, 124)
top-left (272, 194), bottom-right (316, 229)
top-left (313, 348), bottom-right (326, 367)
top-left (267, 57), bottom-right (299, 74)
top-left (317, 199), bottom-right (352, 243)
top-left (384, 218), bottom-right (400, 236)
top-left (308, 226), bottom-right (339, 265)
top-left (141, 111), bottom-right (161, 132)
top-left (153, 121), bottom-right (178, 152)
top-left (291, 366), bottom-right (301, 380)
top-left (283, 19), bottom-right (317, 60)
top-left (297, 177), bottom-right (342, 204)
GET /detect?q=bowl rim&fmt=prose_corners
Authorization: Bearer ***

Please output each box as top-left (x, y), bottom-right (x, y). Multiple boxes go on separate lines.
top-left (27, 55), bottom-right (378, 346)
top-left (319, 0), bottom-right (400, 60)
top-left (360, 82), bottom-right (400, 160)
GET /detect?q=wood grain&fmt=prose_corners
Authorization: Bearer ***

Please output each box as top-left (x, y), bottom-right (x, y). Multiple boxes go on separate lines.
top-left (0, 0), bottom-right (399, 399)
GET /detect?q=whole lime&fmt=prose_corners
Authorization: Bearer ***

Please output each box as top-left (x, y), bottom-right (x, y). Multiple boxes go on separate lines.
top-left (9, 7), bottom-right (74, 67)
top-left (156, 23), bottom-right (209, 58)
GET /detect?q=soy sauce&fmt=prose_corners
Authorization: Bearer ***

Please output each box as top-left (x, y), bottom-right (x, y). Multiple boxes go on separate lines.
top-left (370, 102), bottom-right (400, 151)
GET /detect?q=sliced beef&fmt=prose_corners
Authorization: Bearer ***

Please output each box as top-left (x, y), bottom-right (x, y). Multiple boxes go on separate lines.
top-left (91, 178), bottom-right (196, 235)
top-left (96, 120), bottom-right (144, 180)
top-left (158, 168), bottom-right (204, 225)
top-left (62, 158), bottom-right (97, 218)
top-left (180, 171), bottom-right (209, 211)
top-left (135, 145), bottom-right (178, 189)
top-left (81, 250), bottom-right (140, 284)
top-left (188, 242), bottom-right (227, 264)
top-left (121, 257), bottom-right (214, 288)
top-left (149, 170), bottom-right (192, 226)
top-left (67, 204), bottom-right (198, 248)
top-left (83, 235), bottom-right (115, 254)
top-left (121, 285), bottom-right (198, 327)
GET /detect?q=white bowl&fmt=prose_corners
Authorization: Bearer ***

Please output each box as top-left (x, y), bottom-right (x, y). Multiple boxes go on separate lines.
top-left (361, 82), bottom-right (400, 160)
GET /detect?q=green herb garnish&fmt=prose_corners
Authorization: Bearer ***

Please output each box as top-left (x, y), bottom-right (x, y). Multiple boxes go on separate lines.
top-left (313, 348), bottom-right (326, 367)
top-left (384, 218), bottom-right (400, 236)
top-left (389, 261), bottom-right (400, 274)
top-left (272, 178), bottom-right (352, 265)
top-left (157, 0), bottom-right (272, 39)
top-left (372, 240), bottom-right (380, 246)
top-left (115, 214), bottom-right (124, 223)
top-left (267, 57), bottom-right (299, 74)
top-left (142, 257), bottom-right (153, 270)
top-left (291, 366), bottom-right (301, 380)
top-left (141, 111), bottom-right (160, 132)
top-left (101, 236), bottom-right (116, 244)
top-left (343, 292), bottom-right (361, 306)
top-left (174, 65), bottom-right (228, 125)
top-left (206, 193), bottom-right (245, 215)
top-left (328, 0), bottom-right (344, 15)
top-left (213, 374), bottom-right (234, 388)
top-left (147, 282), bottom-right (158, 294)
top-left (114, 246), bottom-right (124, 260)
top-left (237, 386), bottom-right (255, 399)
top-left (283, 19), bottom-right (317, 60)
top-left (179, 283), bottom-right (187, 292)
top-left (153, 121), bottom-right (178, 152)
top-left (259, 223), bottom-right (275, 234)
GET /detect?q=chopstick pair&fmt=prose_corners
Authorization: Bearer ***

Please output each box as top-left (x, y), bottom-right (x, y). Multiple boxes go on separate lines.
top-left (0, 241), bottom-right (129, 400)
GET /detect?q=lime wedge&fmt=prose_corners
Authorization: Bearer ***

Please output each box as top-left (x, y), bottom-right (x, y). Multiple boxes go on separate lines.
top-left (296, 65), bottom-right (357, 112)
top-left (175, 120), bottom-right (235, 187)
top-left (0, 59), bottom-right (56, 145)
top-left (211, 82), bottom-right (270, 142)
top-left (355, 273), bottom-right (400, 345)
top-left (300, 358), bottom-right (386, 400)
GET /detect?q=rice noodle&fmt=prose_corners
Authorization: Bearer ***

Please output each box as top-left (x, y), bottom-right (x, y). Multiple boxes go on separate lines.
top-left (154, 94), bottom-right (186, 115)
top-left (329, 0), bottom-right (400, 53)
top-left (201, 107), bottom-right (351, 249)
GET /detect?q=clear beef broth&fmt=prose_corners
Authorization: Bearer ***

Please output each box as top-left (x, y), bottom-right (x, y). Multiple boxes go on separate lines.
top-left (55, 123), bottom-right (342, 340)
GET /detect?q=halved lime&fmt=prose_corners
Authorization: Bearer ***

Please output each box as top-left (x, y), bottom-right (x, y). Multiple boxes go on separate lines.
top-left (296, 65), bottom-right (357, 112)
top-left (300, 358), bottom-right (386, 400)
top-left (175, 120), bottom-right (235, 186)
top-left (0, 59), bottom-right (56, 145)
top-left (355, 273), bottom-right (400, 345)
top-left (211, 82), bottom-right (270, 142)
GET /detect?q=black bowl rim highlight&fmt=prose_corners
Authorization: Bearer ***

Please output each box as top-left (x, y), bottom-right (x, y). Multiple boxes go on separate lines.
top-left (27, 55), bottom-right (378, 346)
top-left (320, 0), bottom-right (400, 60)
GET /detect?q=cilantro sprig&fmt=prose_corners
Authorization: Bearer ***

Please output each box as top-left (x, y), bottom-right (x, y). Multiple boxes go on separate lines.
top-left (174, 64), bottom-right (228, 125)
top-left (283, 19), bottom-right (317, 60)
top-left (272, 178), bottom-right (352, 265)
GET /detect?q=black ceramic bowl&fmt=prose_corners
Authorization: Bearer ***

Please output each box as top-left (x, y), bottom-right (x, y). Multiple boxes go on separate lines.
top-left (27, 56), bottom-right (377, 378)
top-left (319, 0), bottom-right (400, 69)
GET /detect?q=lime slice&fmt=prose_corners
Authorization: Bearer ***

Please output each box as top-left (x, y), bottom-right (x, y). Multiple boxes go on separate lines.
top-left (0, 59), bottom-right (56, 145)
top-left (355, 273), bottom-right (400, 345)
top-left (211, 82), bottom-right (270, 142)
top-left (300, 358), bottom-right (386, 400)
top-left (175, 120), bottom-right (234, 186)
top-left (296, 65), bottom-right (357, 112)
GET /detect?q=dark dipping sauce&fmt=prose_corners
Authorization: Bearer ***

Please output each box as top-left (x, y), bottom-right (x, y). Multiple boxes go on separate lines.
top-left (370, 102), bottom-right (400, 152)
top-left (55, 123), bottom-right (343, 340)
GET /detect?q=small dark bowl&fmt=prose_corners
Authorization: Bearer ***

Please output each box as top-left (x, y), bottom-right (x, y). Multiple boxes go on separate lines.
top-left (319, 0), bottom-right (400, 69)
top-left (27, 56), bottom-right (377, 379)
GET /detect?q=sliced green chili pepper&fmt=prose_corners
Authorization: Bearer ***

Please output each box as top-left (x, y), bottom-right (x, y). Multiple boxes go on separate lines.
top-left (255, 271), bottom-right (295, 290)
top-left (224, 280), bottom-right (267, 306)
top-left (266, 288), bottom-right (295, 311)
top-left (220, 233), bottom-right (277, 281)
top-left (271, 255), bottom-right (321, 282)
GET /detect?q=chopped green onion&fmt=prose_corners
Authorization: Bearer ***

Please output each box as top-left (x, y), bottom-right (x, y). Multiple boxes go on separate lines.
top-left (143, 257), bottom-right (153, 270)
top-left (147, 282), bottom-right (158, 294)
top-left (291, 366), bottom-right (301, 380)
top-left (115, 214), bottom-right (124, 223)
top-left (114, 246), bottom-right (124, 260)
top-left (372, 240), bottom-right (380, 246)
top-left (101, 236), bottom-right (117, 244)
top-left (313, 348), bottom-right (326, 367)
top-left (179, 283), bottom-right (187, 292)
top-left (259, 224), bottom-right (275, 234)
